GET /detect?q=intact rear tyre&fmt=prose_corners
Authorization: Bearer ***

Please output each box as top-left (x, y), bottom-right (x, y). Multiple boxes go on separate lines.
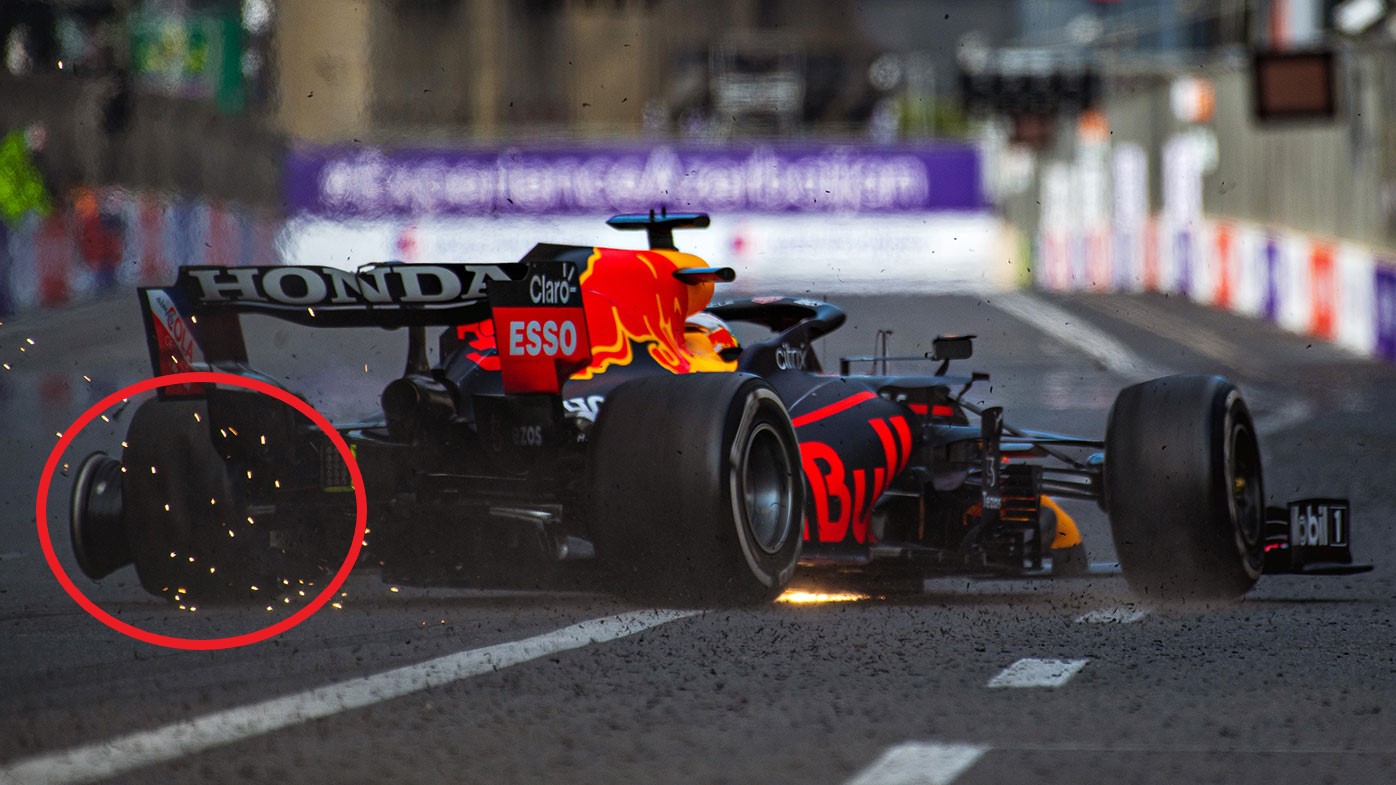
top-left (122, 399), bottom-right (279, 602)
top-left (1105, 375), bottom-right (1265, 600)
top-left (588, 373), bottom-right (804, 605)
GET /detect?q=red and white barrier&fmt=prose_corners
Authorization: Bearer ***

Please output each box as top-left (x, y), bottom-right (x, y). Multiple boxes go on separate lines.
top-left (1037, 216), bottom-right (1396, 361)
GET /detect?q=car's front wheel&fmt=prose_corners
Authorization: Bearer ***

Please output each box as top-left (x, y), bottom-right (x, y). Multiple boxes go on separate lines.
top-left (1105, 374), bottom-right (1265, 600)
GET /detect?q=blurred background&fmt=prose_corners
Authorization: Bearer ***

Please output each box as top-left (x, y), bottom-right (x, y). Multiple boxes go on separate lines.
top-left (0, 0), bottom-right (1393, 357)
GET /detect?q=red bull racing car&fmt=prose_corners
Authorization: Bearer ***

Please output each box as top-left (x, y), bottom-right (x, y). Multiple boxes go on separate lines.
top-left (69, 212), bottom-right (1368, 605)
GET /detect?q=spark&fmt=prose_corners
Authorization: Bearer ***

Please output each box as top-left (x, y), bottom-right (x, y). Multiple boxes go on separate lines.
top-left (169, 552), bottom-right (176, 558)
top-left (260, 434), bottom-right (266, 445)
top-left (331, 602), bottom-right (343, 609)
top-left (2, 364), bottom-right (9, 371)
top-left (266, 605), bottom-right (273, 612)
top-left (283, 597), bottom-right (290, 604)
top-left (297, 590), bottom-right (305, 597)
top-left (274, 480), bottom-right (281, 488)
top-left (227, 530), bottom-right (235, 538)
top-left (100, 414), bottom-right (110, 422)
top-left (308, 307), bottom-right (316, 317)
top-left (775, 590), bottom-right (871, 605)
top-left (363, 363), bottom-right (369, 373)
top-left (247, 471), bottom-right (253, 479)
top-left (190, 315), bottom-right (198, 324)
top-left (164, 504), bottom-right (170, 511)
top-left (83, 375), bottom-right (91, 382)
top-left (56, 431), bottom-right (62, 438)
top-left (220, 429), bottom-right (227, 438)
top-left (193, 413), bottom-right (201, 422)
top-left (121, 441), bottom-right (128, 448)
top-left (208, 567), bottom-right (216, 574)
top-left (389, 586), bottom-right (400, 593)
top-left (187, 556), bottom-right (194, 563)
top-left (250, 585), bottom-right (259, 591)
top-left (25, 338), bottom-right (33, 345)
top-left (151, 465), bottom-right (157, 474)
top-left (228, 427), bottom-right (238, 436)
top-left (209, 497), bottom-right (216, 505)
top-left (247, 516), bottom-right (255, 524)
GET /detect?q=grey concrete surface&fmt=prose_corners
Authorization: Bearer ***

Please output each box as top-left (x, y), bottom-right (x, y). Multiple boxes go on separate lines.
top-left (1, 289), bottom-right (1392, 785)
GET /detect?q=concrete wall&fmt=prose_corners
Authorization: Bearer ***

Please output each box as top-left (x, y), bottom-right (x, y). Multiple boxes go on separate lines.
top-left (0, 73), bottom-right (285, 209)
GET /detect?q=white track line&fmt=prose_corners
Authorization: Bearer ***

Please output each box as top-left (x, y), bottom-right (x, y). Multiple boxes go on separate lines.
top-left (1075, 605), bottom-right (1150, 624)
top-left (986, 658), bottom-right (1088, 688)
top-left (992, 291), bottom-right (1312, 435)
top-left (0, 610), bottom-right (696, 785)
top-left (988, 291), bottom-right (1166, 382)
top-left (844, 741), bottom-right (989, 785)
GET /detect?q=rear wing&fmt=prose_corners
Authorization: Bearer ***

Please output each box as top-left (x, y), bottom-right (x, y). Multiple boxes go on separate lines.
top-left (138, 261), bottom-right (589, 396)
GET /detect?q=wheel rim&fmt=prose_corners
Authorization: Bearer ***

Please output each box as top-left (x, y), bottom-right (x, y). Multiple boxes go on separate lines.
top-left (741, 423), bottom-right (795, 554)
top-left (1228, 422), bottom-right (1263, 548)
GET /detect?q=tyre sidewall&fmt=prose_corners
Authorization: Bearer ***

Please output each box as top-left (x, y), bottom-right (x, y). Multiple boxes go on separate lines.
top-left (723, 382), bottom-right (803, 591)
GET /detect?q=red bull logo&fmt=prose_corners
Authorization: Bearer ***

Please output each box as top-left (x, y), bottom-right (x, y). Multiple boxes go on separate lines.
top-left (572, 246), bottom-right (716, 380)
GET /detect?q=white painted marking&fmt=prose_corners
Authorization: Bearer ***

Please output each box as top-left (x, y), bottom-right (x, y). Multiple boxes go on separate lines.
top-left (995, 291), bottom-right (1313, 436)
top-left (987, 658), bottom-right (1088, 688)
top-left (1076, 605), bottom-right (1150, 624)
top-left (0, 610), bottom-right (695, 785)
top-left (0, 551), bottom-right (22, 561)
top-left (988, 291), bottom-right (1165, 381)
top-left (844, 741), bottom-right (989, 785)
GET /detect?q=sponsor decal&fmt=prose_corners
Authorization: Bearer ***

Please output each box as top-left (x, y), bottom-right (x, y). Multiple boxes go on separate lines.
top-left (775, 342), bottom-right (808, 371)
top-left (800, 415), bottom-right (912, 544)
top-left (498, 314), bottom-right (584, 359)
top-left (528, 263), bottom-right (580, 305)
top-left (286, 144), bottom-right (984, 218)
top-left (489, 260), bottom-right (592, 394)
top-left (562, 395), bottom-right (605, 422)
top-left (180, 264), bottom-right (509, 310)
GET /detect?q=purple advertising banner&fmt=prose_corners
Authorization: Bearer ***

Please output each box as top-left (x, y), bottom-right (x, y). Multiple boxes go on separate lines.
top-left (1374, 262), bottom-right (1396, 361)
top-left (1262, 235), bottom-right (1280, 321)
top-left (283, 144), bottom-right (986, 218)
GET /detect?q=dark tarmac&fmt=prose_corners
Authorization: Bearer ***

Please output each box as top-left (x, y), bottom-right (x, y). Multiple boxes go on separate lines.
top-left (2, 289), bottom-right (1392, 785)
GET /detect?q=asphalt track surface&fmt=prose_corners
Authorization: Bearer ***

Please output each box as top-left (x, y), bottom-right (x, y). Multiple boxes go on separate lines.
top-left (3, 288), bottom-right (1395, 784)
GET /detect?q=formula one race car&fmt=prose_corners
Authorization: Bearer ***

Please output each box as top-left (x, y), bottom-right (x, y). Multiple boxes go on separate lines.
top-left (69, 212), bottom-right (1370, 605)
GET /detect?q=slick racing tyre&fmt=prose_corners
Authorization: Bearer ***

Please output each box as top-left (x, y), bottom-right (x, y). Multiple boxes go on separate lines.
top-left (1105, 375), bottom-right (1265, 600)
top-left (122, 399), bottom-right (280, 603)
top-left (588, 373), bottom-right (804, 605)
